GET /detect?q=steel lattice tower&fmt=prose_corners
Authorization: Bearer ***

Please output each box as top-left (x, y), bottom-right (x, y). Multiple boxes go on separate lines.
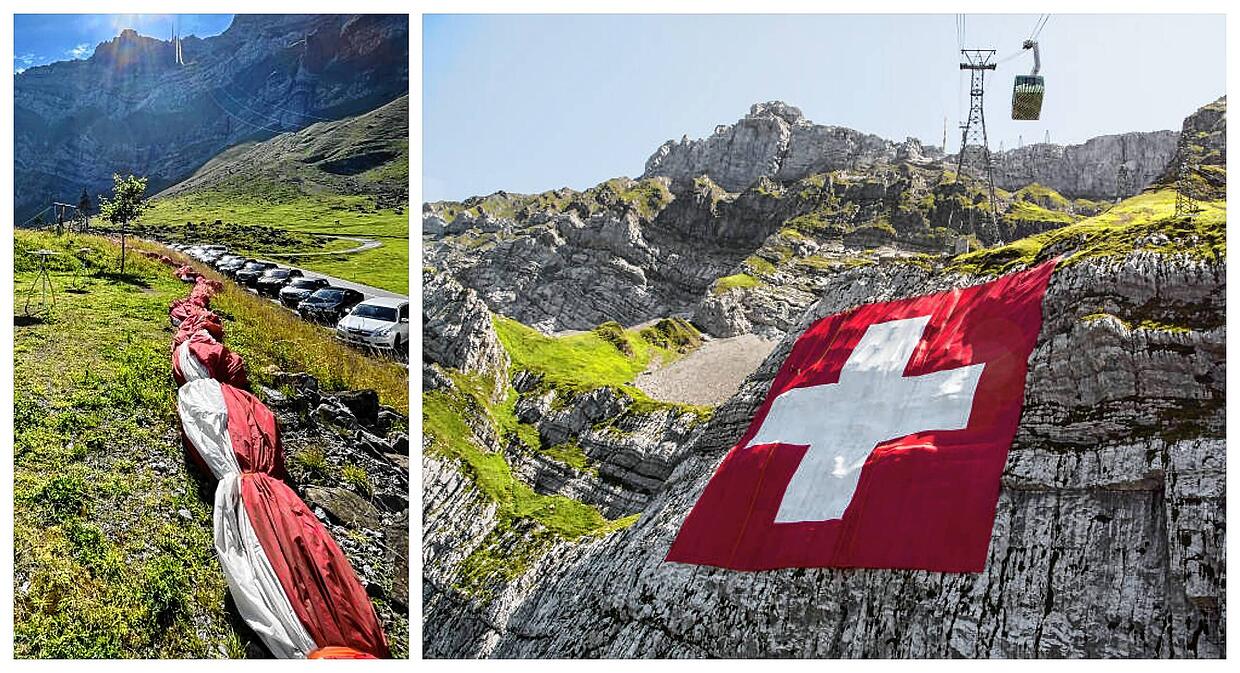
top-left (956, 49), bottom-right (999, 232)
top-left (1174, 133), bottom-right (1199, 220)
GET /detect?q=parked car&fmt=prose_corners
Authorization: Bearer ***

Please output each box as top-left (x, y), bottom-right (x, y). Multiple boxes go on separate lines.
top-left (298, 287), bottom-right (364, 324)
top-left (255, 267), bottom-right (304, 297)
top-left (335, 297), bottom-right (409, 353)
top-left (278, 276), bottom-right (330, 308)
top-left (213, 254), bottom-right (244, 270)
top-left (235, 261), bottom-right (277, 287)
top-left (218, 256), bottom-right (251, 275)
top-left (191, 244), bottom-right (226, 262)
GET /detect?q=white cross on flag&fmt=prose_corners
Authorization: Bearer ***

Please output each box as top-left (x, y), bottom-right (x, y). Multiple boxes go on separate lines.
top-left (667, 260), bottom-right (1056, 572)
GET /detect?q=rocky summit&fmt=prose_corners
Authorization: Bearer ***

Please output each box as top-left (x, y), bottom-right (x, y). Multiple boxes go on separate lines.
top-left (422, 99), bottom-right (1225, 657)
top-left (14, 14), bottom-right (408, 222)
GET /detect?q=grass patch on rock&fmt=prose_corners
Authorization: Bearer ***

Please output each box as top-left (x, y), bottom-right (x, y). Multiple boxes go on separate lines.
top-left (948, 189), bottom-right (1225, 276)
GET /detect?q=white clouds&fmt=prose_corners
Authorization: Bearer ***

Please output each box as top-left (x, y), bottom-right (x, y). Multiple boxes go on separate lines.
top-left (68, 43), bottom-right (92, 59)
top-left (14, 52), bottom-right (40, 74)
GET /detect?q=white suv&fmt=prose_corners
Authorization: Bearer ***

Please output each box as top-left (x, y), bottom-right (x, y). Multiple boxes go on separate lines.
top-left (335, 297), bottom-right (409, 354)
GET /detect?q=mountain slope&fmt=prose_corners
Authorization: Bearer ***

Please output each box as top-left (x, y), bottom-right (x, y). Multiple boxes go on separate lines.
top-left (139, 95), bottom-right (409, 293)
top-left (422, 99), bottom-right (1226, 657)
top-left (15, 14), bottom-right (408, 223)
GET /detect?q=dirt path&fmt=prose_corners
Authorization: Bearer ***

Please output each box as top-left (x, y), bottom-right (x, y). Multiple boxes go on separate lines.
top-left (636, 333), bottom-right (778, 407)
top-left (268, 235), bottom-right (382, 257)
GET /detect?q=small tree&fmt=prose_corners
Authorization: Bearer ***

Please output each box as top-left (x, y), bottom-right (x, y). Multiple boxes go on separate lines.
top-left (98, 174), bottom-right (149, 273)
top-left (78, 188), bottom-right (93, 230)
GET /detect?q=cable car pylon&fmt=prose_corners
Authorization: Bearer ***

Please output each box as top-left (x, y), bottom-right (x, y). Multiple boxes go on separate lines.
top-left (956, 49), bottom-right (999, 234)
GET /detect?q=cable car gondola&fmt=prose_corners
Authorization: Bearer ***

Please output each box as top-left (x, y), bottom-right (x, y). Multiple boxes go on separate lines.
top-left (1011, 39), bottom-right (1044, 120)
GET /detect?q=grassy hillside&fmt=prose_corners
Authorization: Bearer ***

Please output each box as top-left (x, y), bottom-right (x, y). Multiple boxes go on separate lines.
top-left (139, 96), bottom-right (409, 294)
top-left (950, 188), bottom-right (1225, 275)
top-left (13, 230), bottom-right (407, 657)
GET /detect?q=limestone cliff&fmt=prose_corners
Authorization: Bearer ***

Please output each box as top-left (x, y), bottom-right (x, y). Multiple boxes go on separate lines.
top-left (422, 100), bottom-right (1226, 658)
top-left (640, 100), bottom-right (1178, 200)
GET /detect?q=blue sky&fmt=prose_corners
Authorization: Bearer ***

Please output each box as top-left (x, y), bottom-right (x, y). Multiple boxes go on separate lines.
top-left (424, 13), bottom-right (1226, 203)
top-left (14, 14), bottom-right (234, 73)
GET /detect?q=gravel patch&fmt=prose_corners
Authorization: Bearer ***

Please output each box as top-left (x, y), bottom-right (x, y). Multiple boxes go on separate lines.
top-left (636, 333), bottom-right (778, 406)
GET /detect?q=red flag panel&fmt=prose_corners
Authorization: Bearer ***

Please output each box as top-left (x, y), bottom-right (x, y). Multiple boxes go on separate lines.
top-left (666, 260), bottom-right (1056, 572)
top-left (220, 384), bottom-right (286, 477)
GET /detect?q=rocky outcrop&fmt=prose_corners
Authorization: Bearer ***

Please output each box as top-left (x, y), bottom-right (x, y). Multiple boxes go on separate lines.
top-left (643, 101), bottom-right (932, 192)
top-left (424, 251), bottom-right (1225, 659)
top-left (641, 100), bottom-right (1176, 199)
top-left (14, 14), bottom-right (408, 221)
top-left (422, 270), bottom-right (509, 393)
top-left (991, 131), bottom-right (1179, 200)
top-left (426, 102), bottom-right (1227, 336)
top-left (260, 371), bottom-right (410, 656)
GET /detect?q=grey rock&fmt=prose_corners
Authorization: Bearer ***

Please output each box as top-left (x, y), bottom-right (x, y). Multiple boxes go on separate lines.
top-left (305, 486), bottom-right (384, 530)
top-left (422, 270), bottom-right (510, 394)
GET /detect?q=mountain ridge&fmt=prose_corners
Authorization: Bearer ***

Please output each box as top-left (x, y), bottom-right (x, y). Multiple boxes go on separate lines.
top-left (15, 14), bottom-right (408, 222)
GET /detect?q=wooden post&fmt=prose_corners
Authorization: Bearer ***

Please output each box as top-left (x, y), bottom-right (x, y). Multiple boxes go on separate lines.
top-left (120, 222), bottom-right (127, 274)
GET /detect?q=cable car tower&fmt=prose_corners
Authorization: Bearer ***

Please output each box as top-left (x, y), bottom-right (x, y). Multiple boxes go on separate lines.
top-left (956, 49), bottom-right (999, 231)
top-left (1174, 134), bottom-right (1200, 220)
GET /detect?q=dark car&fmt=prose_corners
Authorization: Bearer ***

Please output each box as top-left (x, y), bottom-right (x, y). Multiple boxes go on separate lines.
top-left (298, 287), bottom-right (365, 324)
top-left (255, 267), bottom-right (304, 297)
top-left (235, 261), bottom-right (277, 287)
top-left (279, 276), bottom-right (330, 308)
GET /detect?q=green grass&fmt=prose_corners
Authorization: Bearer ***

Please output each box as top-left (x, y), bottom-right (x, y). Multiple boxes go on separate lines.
top-left (712, 273), bottom-right (762, 295)
top-left (949, 189), bottom-right (1225, 276)
top-left (1080, 312), bottom-right (1196, 333)
top-left (1014, 183), bottom-right (1071, 209)
top-left (1005, 200), bottom-right (1077, 224)
top-left (423, 369), bottom-right (639, 540)
top-left (638, 317), bottom-right (702, 353)
top-left (542, 441), bottom-right (596, 474)
top-left (141, 188), bottom-right (409, 294)
top-left (491, 314), bottom-right (711, 420)
top-left (14, 231), bottom-right (244, 658)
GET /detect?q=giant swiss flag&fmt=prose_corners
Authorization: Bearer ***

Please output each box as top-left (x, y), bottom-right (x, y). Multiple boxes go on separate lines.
top-left (666, 260), bottom-right (1056, 572)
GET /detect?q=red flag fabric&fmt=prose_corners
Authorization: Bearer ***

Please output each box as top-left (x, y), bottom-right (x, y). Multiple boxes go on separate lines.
top-left (173, 331), bottom-right (249, 389)
top-left (172, 309), bottom-right (225, 347)
top-left (666, 260), bottom-right (1056, 572)
top-left (241, 473), bottom-right (391, 658)
top-left (221, 384), bottom-right (286, 477)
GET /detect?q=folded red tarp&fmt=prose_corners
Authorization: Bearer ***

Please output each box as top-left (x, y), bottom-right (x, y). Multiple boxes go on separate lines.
top-left (241, 472), bottom-right (390, 658)
top-left (173, 331), bottom-right (249, 390)
top-left (177, 379), bottom-right (285, 479)
top-left (172, 309), bottom-right (225, 347)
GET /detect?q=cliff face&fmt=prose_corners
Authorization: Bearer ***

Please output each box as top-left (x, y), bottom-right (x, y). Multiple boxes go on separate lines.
top-left (642, 102), bottom-right (936, 192)
top-left (640, 101), bottom-right (1178, 200)
top-left (422, 100), bottom-right (1226, 658)
top-left (426, 101), bottom-right (1221, 336)
top-left (14, 14), bottom-right (408, 221)
top-left (991, 131), bottom-right (1179, 200)
top-left (424, 251), bottom-right (1225, 658)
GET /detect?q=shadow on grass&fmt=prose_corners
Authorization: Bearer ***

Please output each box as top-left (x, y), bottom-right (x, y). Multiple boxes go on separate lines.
top-left (14, 315), bottom-right (49, 327)
top-left (96, 271), bottom-right (152, 289)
